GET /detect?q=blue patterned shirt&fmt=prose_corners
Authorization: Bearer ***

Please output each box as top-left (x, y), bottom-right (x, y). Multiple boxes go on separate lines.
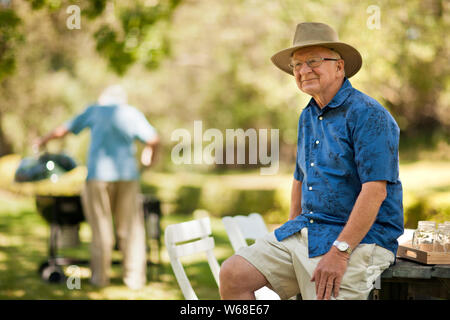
top-left (275, 78), bottom-right (404, 258)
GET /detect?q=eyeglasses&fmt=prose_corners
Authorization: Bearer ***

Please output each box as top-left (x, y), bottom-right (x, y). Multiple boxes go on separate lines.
top-left (288, 56), bottom-right (340, 72)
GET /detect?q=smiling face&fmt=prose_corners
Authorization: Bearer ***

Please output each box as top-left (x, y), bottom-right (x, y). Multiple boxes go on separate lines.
top-left (291, 46), bottom-right (345, 99)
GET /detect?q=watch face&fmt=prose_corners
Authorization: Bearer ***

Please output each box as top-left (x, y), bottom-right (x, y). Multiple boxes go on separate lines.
top-left (338, 242), bottom-right (349, 251)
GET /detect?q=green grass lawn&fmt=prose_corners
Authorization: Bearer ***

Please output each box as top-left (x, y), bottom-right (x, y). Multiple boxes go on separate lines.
top-left (0, 191), bottom-right (234, 300)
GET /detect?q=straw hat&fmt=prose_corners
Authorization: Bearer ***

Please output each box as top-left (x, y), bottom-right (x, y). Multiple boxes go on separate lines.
top-left (271, 22), bottom-right (362, 78)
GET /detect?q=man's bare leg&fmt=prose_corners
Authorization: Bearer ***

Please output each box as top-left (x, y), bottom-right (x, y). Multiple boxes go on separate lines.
top-left (219, 254), bottom-right (269, 300)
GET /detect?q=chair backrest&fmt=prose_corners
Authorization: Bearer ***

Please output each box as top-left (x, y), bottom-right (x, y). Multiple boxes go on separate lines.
top-left (164, 217), bottom-right (220, 300)
top-left (222, 213), bottom-right (269, 252)
top-left (222, 213), bottom-right (281, 300)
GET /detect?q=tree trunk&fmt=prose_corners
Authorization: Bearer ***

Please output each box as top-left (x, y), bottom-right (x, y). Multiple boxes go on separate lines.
top-left (0, 114), bottom-right (13, 157)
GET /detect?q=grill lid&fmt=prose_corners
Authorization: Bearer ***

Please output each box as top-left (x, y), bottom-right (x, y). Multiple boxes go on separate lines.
top-left (14, 152), bottom-right (77, 183)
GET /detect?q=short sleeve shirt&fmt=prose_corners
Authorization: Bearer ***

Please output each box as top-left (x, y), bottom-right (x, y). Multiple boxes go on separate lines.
top-left (65, 104), bottom-right (157, 181)
top-left (275, 78), bottom-right (404, 258)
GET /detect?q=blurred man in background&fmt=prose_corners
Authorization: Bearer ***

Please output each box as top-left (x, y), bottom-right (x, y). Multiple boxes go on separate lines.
top-left (35, 85), bottom-right (160, 289)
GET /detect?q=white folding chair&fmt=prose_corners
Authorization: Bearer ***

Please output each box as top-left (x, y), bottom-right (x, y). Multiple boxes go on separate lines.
top-left (222, 213), bottom-right (281, 300)
top-left (164, 217), bottom-right (220, 300)
top-left (222, 213), bottom-right (269, 252)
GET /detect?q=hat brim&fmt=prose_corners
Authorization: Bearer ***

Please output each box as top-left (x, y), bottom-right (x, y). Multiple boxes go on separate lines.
top-left (271, 41), bottom-right (362, 78)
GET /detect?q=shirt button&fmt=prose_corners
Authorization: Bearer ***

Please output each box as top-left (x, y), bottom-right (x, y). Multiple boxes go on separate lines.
top-left (315, 140), bottom-right (320, 145)
top-left (308, 186), bottom-right (313, 191)
top-left (319, 116), bottom-right (323, 120)
top-left (310, 162), bottom-right (315, 167)
top-left (309, 219), bottom-right (314, 224)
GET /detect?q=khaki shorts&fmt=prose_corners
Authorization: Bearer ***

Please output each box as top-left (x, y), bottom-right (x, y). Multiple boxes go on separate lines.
top-left (236, 228), bottom-right (394, 300)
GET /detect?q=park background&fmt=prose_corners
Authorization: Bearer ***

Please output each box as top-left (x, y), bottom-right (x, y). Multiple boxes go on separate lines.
top-left (0, 0), bottom-right (448, 299)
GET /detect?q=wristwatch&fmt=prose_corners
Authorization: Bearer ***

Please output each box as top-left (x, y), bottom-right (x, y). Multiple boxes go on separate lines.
top-left (333, 240), bottom-right (353, 255)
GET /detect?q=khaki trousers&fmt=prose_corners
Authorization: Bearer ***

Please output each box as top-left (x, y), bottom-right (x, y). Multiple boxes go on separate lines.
top-left (237, 228), bottom-right (394, 300)
top-left (81, 180), bottom-right (147, 289)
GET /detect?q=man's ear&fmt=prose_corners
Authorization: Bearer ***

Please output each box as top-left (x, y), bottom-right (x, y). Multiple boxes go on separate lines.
top-left (337, 59), bottom-right (345, 76)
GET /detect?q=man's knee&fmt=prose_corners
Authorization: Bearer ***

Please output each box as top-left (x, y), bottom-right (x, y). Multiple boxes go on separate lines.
top-left (219, 254), bottom-right (266, 296)
top-left (219, 255), bottom-right (244, 288)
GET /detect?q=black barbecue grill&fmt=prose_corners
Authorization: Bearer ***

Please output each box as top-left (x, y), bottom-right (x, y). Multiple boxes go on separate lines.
top-left (35, 195), bottom-right (87, 283)
top-left (34, 194), bottom-right (162, 283)
top-left (36, 195), bottom-right (84, 226)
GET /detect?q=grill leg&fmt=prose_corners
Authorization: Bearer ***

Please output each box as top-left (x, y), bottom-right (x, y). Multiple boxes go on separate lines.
top-left (49, 223), bottom-right (59, 260)
top-left (40, 223), bottom-right (66, 283)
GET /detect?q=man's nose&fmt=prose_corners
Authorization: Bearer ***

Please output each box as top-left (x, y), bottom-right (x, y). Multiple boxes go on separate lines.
top-left (298, 62), bottom-right (313, 76)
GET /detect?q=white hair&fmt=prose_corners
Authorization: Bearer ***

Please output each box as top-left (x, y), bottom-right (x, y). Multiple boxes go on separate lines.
top-left (98, 84), bottom-right (128, 105)
top-left (329, 48), bottom-right (345, 77)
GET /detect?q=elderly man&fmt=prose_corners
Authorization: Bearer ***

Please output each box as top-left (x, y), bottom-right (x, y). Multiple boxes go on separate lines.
top-left (35, 85), bottom-right (160, 290)
top-left (219, 22), bottom-right (403, 300)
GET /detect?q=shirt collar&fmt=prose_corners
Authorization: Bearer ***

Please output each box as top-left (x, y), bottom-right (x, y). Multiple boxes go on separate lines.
top-left (306, 77), bottom-right (353, 111)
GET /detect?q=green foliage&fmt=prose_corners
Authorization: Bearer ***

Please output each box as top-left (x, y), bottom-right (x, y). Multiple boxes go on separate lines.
top-left (94, 24), bottom-right (136, 75)
top-left (83, 0), bottom-right (107, 19)
top-left (404, 195), bottom-right (431, 229)
top-left (2, 1), bottom-right (181, 81)
top-left (233, 189), bottom-right (277, 215)
top-left (0, 0), bottom-right (449, 163)
top-left (0, 8), bottom-right (22, 80)
top-left (140, 182), bottom-right (159, 196)
top-left (175, 185), bottom-right (202, 214)
top-left (92, 0), bottom-right (181, 75)
top-left (26, 0), bottom-right (46, 10)
top-left (404, 192), bottom-right (450, 229)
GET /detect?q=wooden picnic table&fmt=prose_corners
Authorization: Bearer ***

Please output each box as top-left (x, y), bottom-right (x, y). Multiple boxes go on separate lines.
top-left (372, 258), bottom-right (450, 300)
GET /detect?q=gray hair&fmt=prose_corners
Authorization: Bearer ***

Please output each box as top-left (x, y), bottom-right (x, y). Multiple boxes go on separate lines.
top-left (329, 48), bottom-right (345, 77)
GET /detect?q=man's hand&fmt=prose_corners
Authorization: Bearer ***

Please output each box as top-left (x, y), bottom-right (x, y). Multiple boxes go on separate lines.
top-left (140, 146), bottom-right (154, 167)
top-left (141, 136), bottom-right (160, 168)
top-left (311, 246), bottom-right (350, 300)
top-left (32, 138), bottom-right (43, 154)
top-left (32, 125), bottom-right (69, 153)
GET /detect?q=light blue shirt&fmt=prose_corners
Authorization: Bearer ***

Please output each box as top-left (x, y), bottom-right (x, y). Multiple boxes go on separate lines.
top-left (65, 104), bottom-right (157, 181)
top-left (275, 78), bottom-right (404, 258)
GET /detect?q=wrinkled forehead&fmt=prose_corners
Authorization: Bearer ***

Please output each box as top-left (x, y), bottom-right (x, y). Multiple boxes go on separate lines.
top-left (291, 46), bottom-right (335, 60)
